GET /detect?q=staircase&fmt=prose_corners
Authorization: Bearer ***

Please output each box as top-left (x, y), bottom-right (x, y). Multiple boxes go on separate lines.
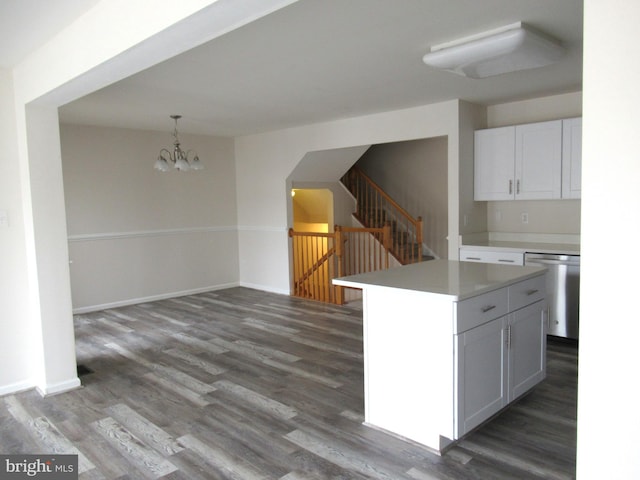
top-left (288, 166), bottom-right (432, 305)
top-left (341, 166), bottom-right (433, 265)
top-left (289, 225), bottom-right (392, 304)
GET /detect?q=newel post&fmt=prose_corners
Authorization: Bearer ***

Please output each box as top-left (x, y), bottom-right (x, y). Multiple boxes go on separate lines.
top-left (334, 225), bottom-right (345, 305)
top-left (416, 216), bottom-right (424, 262)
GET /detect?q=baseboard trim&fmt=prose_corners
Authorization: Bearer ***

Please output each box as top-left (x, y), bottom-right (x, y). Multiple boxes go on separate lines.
top-left (72, 282), bottom-right (241, 314)
top-left (239, 281), bottom-right (290, 296)
top-left (0, 379), bottom-right (34, 397)
top-left (36, 377), bottom-right (82, 397)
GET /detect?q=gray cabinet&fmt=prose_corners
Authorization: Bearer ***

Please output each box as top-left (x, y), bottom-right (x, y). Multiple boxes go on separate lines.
top-left (509, 300), bottom-right (547, 399)
top-left (454, 276), bottom-right (546, 437)
top-left (334, 261), bottom-right (547, 453)
top-left (455, 315), bottom-right (508, 436)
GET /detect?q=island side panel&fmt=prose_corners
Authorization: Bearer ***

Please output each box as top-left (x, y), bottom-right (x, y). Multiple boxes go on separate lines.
top-left (362, 286), bottom-right (455, 450)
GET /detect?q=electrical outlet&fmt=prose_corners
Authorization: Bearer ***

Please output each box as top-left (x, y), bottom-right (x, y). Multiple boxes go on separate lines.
top-left (463, 214), bottom-right (469, 226)
top-left (521, 213), bottom-right (529, 224)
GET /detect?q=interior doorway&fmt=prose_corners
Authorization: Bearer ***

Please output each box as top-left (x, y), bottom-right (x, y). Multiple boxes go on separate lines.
top-left (291, 188), bottom-right (334, 232)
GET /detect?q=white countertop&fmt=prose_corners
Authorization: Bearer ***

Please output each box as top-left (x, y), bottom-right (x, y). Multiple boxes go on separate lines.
top-left (333, 260), bottom-right (546, 301)
top-left (460, 240), bottom-right (579, 255)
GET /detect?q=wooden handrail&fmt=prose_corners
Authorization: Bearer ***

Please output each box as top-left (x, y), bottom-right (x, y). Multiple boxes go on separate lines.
top-left (342, 166), bottom-right (424, 264)
top-left (348, 166), bottom-right (415, 222)
top-left (289, 225), bottom-right (392, 304)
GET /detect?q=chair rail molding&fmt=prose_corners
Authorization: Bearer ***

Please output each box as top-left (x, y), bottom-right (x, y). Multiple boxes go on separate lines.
top-left (67, 226), bottom-right (237, 242)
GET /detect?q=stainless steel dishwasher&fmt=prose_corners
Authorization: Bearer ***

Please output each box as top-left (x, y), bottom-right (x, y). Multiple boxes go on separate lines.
top-left (524, 253), bottom-right (580, 340)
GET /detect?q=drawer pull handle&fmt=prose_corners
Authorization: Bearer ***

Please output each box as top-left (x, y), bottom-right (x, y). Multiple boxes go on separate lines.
top-left (498, 259), bottom-right (515, 263)
top-left (466, 257), bottom-right (481, 260)
top-left (526, 289), bottom-right (539, 296)
top-left (481, 305), bottom-right (496, 313)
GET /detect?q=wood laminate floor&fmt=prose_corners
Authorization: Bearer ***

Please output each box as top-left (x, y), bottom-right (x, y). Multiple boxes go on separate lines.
top-left (0, 287), bottom-right (577, 479)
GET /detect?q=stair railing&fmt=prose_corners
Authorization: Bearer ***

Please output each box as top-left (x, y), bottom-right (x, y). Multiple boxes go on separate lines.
top-left (289, 224), bottom-right (391, 304)
top-left (342, 166), bottom-right (424, 264)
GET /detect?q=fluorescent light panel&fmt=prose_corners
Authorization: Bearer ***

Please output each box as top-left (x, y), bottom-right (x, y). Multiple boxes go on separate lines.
top-left (422, 22), bottom-right (565, 79)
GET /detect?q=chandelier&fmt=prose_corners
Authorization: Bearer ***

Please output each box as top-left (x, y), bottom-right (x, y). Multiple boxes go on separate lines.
top-left (154, 115), bottom-right (203, 172)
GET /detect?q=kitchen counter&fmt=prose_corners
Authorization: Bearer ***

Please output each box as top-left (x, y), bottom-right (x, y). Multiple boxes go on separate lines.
top-left (333, 259), bottom-right (546, 300)
top-left (333, 260), bottom-right (547, 454)
top-left (460, 240), bottom-right (580, 256)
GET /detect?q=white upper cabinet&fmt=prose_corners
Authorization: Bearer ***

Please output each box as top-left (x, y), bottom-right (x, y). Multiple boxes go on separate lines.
top-left (515, 120), bottom-right (562, 200)
top-left (474, 126), bottom-right (516, 201)
top-left (474, 118), bottom-right (581, 201)
top-left (562, 118), bottom-right (582, 199)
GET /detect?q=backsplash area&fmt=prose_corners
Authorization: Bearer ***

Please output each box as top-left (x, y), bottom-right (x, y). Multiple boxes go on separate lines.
top-left (487, 199), bottom-right (580, 234)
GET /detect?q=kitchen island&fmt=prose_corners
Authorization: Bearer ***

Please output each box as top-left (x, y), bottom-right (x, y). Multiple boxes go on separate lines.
top-left (333, 260), bottom-right (548, 454)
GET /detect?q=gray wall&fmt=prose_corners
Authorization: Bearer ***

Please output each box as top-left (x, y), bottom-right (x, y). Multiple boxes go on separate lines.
top-left (61, 124), bottom-right (239, 312)
top-left (355, 137), bottom-right (449, 259)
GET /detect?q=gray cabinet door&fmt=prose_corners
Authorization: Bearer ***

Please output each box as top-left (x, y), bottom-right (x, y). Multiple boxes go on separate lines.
top-left (509, 300), bottom-right (547, 401)
top-left (456, 316), bottom-right (508, 437)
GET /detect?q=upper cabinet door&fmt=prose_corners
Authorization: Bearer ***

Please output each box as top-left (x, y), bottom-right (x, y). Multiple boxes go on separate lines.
top-left (562, 118), bottom-right (582, 199)
top-left (474, 126), bottom-right (515, 201)
top-left (514, 120), bottom-right (563, 200)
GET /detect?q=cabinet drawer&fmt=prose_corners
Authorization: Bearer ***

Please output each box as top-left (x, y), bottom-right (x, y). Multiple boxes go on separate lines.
top-left (459, 249), bottom-right (524, 266)
top-left (455, 288), bottom-right (508, 334)
top-left (508, 274), bottom-right (546, 311)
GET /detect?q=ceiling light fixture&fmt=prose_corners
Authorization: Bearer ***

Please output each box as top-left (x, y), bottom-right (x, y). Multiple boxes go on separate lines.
top-left (422, 22), bottom-right (566, 79)
top-left (154, 115), bottom-right (203, 172)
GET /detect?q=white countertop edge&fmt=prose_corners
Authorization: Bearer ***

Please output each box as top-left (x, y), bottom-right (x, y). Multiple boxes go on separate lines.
top-left (333, 261), bottom-right (547, 301)
top-left (459, 232), bottom-right (580, 255)
top-left (459, 242), bottom-right (579, 255)
top-left (489, 232), bottom-right (580, 244)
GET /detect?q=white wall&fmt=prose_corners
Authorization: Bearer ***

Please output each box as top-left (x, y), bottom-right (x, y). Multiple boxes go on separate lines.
top-left (3, 0), bottom-right (293, 398)
top-left (235, 100), bottom-right (461, 294)
top-left (355, 137), bottom-right (449, 259)
top-left (60, 124), bottom-right (238, 312)
top-left (0, 69), bottom-right (32, 395)
top-left (458, 100), bottom-right (488, 236)
top-left (578, 1), bottom-right (640, 477)
top-left (22, 106), bottom-right (79, 395)
top-left (485, 92), bottom-right (582, 236)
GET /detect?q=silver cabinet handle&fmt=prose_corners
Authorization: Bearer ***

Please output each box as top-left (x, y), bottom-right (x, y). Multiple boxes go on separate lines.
top-left (466, 257), bottom-right (482, 260)
top-left (525, 259), bottom-right (569, 266)
top-left (509, 180), bottom-right (513, 194)
top-left (526, 289), bottom-right (539, 296)
top-left (498, 259), bottom-right (515, 263)
top-left (481, 305), bottom-right (496, 313)
top-left (516, 179), bottom-right (521, 194)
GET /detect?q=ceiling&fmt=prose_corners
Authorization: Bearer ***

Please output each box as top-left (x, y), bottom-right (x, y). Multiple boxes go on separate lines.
top-left (4, 0), bottom-right (583, 137)
top-left (0, 0), bottom-right (100, 68)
